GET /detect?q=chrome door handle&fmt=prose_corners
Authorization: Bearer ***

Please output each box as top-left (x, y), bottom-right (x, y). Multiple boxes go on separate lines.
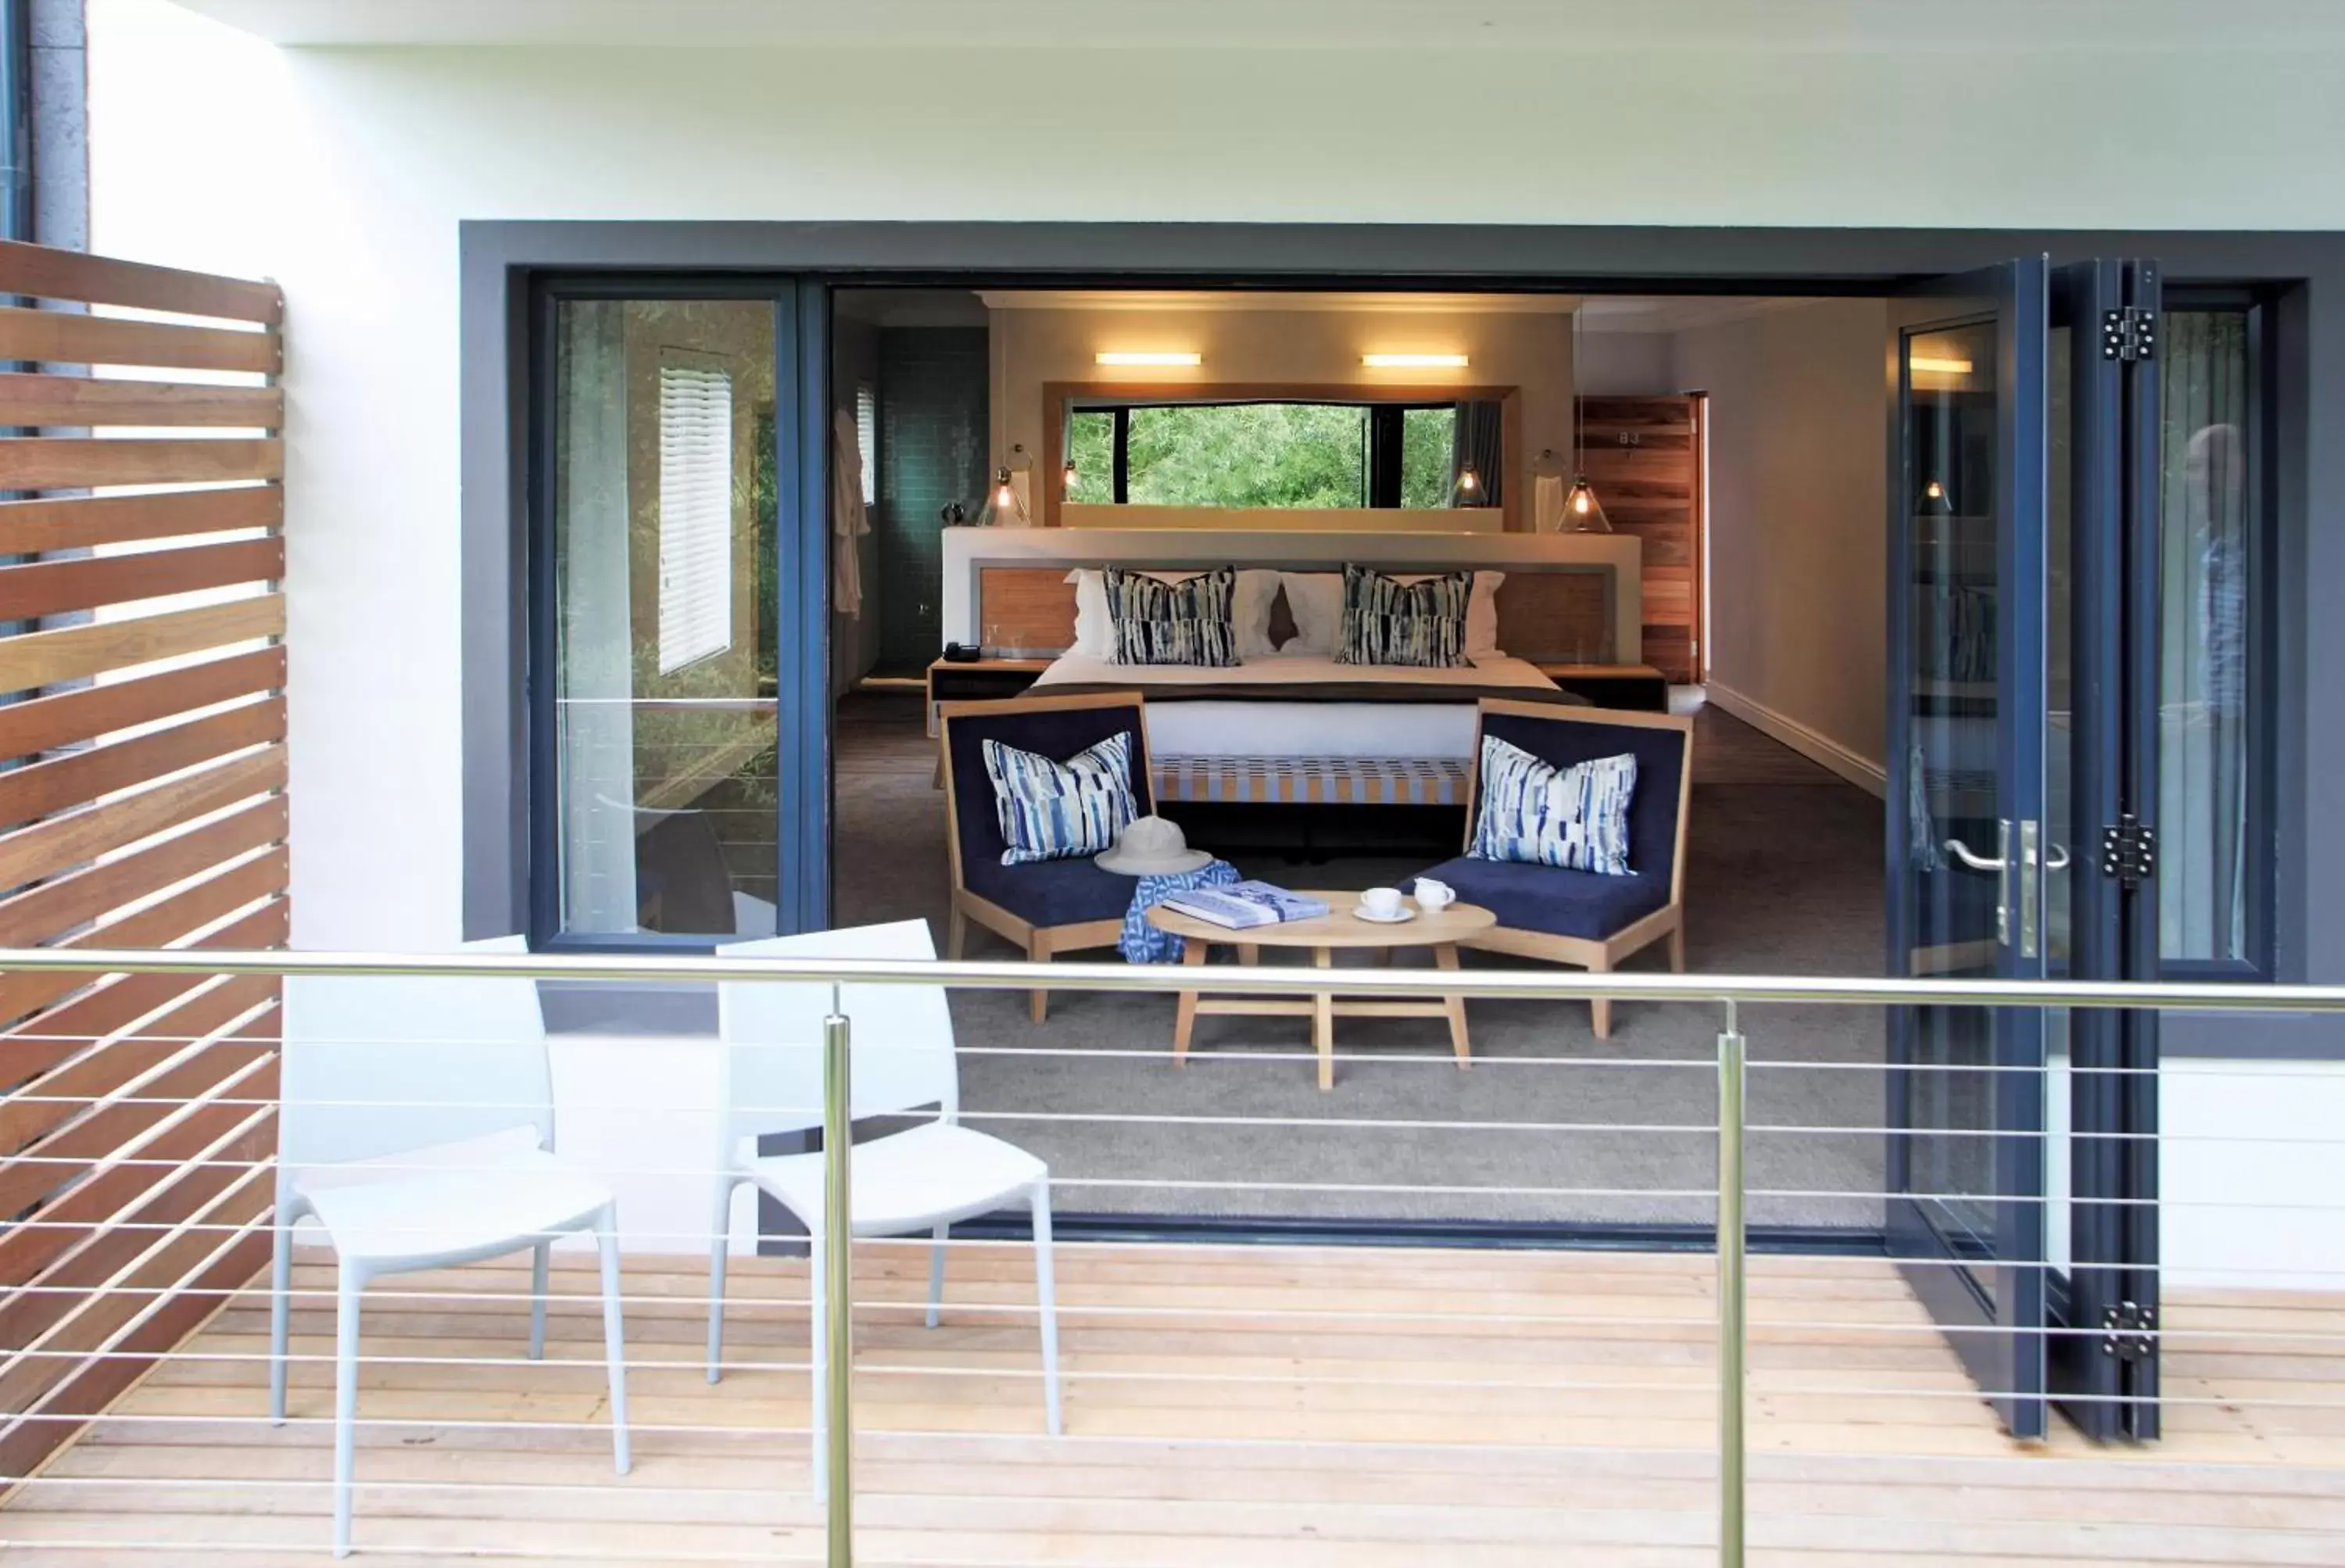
top-left (1942, 839), bottom-right (2005, 872)
top-left (2045, 843), bottom-right (2072, 872)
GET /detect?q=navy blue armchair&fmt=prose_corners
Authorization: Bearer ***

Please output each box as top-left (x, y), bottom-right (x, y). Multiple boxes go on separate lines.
top-left (1415, 698), bottom-right (1694, 1038)
top-left (940, 692), bottom-right (1152, 1022)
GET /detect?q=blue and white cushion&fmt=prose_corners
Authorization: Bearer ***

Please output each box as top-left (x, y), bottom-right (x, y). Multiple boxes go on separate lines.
top-left (982, 730), bottom-right (1138, 866)
top-left (1104, 567), bottom-right (1238, 668)
top-left (1468, 735), bottom-right (1638, 875)
top-left (1335, 564), bottom-right (1472, 668)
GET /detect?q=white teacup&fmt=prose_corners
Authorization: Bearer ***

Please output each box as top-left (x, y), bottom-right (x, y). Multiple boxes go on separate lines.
top-left (1412, 877), bottom-right (1457, 913)
top-left (1361, 886), bottom-right (1405, 918)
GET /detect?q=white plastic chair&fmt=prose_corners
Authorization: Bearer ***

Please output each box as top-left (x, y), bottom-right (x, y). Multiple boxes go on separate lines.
top-left (704, 919), bottom-right (1061, 1483)
top-left (270, 937), bottom-right (630, 1557)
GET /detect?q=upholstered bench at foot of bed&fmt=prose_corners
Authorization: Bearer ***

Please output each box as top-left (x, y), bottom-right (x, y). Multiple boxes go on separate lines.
top-left (1155, 754), bottom-right (1470, 807)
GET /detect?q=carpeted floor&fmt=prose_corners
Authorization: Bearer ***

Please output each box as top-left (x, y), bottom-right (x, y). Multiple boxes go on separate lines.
top-left (834, 690), bottom-right (1887, 1231)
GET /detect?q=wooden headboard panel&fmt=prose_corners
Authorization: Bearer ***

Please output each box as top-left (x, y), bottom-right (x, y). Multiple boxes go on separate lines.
top-left (946, 528), bottom-right (1642, 664)
top-left (977, 565), bottom-right (1615, 664)
top-left (977, 567), bottom-right (1079, 653)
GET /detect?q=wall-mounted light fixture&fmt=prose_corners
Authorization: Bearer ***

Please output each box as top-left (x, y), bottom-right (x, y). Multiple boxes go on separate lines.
top-left (1362, 353), bottom-right (1469, 368)
top-left (1095, 351), bottom-right (1201, 367)
top-left (1909, 356), bottom-right (1975, 374)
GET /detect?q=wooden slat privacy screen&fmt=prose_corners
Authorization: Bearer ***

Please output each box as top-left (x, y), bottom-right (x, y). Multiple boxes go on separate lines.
top-left (0, 240), bottom-right (285, 1485)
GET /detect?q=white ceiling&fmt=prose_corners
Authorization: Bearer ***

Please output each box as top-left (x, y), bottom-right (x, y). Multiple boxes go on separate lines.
top-left (168, 0), bottom-right (2345, 49)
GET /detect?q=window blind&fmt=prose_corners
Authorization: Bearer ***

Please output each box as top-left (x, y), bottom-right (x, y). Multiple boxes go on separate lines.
top-left (856, 381), bottom-right (879, 507)
top-left (657, 363), bottom-right (735, 673)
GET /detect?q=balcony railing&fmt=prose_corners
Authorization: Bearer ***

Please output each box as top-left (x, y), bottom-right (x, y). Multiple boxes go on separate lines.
top-left (3, 945), bottom-right (2342, 1564)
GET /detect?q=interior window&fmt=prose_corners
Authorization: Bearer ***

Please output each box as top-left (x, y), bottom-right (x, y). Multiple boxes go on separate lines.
top-left (854, 381), bottom-right (878, 508)
top-left (1065, 396), bottom-right (1500, 510)
top-left (657, 361), bottom-right (736, 673)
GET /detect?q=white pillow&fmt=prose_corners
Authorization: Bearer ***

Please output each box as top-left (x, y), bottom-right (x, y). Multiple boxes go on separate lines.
top-left (1466, 571), bottom-right (1504, 658)
top-left (1278, 571), bottom-right (1344, 656)
top-left (1381, 571), bottom-right (1505, 659)
top-left (1233, 568), bottom-right (1281, 660)
top-left (1068, 567), bottom-right (1279, 660)
top-left (1065, 570), bottom-right (1114, 658)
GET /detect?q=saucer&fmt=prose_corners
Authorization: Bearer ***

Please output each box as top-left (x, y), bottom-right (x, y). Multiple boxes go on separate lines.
top-left (1352, 904), bottom-right (1416, 924)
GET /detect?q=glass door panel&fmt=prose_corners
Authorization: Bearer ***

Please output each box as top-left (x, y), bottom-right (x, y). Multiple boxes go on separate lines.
top-left (1886, 260), bottom-right (2050, 1441)
top-left (533, 288), bottom-right (830, 948)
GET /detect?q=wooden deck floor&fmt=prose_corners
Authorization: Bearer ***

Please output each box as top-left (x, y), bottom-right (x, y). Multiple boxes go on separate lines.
top-left (5, 1243), bottom-right (2340, 1564)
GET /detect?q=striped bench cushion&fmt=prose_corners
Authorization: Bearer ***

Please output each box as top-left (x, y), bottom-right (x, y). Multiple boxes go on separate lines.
top-left (1154, 755), bottom-right (1470, 807)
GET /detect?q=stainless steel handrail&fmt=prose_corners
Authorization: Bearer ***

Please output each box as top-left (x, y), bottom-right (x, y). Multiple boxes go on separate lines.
top-left (8, 945), bottom-right (2341, 1568)
top-left (5, 945), bottom-right (2344, 1012)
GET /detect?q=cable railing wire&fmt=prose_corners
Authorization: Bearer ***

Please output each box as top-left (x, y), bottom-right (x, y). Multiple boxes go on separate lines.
top-left (7, 947), bottom-right (2345, 1568)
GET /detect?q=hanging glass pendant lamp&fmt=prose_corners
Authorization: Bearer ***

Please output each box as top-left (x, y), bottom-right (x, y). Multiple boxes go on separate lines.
top-left (973, 443), bottom-right (1034, 528)
top-left (1566, 305), bottom-right (1613, 533)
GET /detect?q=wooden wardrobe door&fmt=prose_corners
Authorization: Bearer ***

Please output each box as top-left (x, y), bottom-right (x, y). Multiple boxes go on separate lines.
top-left (1577, 396), bottom-right (1703, 683)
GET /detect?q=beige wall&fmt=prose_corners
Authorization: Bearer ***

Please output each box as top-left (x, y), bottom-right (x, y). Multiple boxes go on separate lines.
top-left (1673, 299), bottom-right (1889, 788)
top-left (988, 302), bottom-right (1573, 529)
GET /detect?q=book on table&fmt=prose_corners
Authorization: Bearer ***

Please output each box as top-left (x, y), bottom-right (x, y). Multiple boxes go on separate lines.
top-left (1158, 882), bottom-right (1330, 930)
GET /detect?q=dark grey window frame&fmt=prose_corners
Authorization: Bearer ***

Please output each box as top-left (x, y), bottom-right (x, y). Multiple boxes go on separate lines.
top-left (460, 221), bottom-right (2333, 1056)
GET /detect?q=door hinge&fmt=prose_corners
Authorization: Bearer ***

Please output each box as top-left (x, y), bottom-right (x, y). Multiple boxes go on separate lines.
top-left (2101, 1301), bottom-right (2157, 1362)
top-left (2099, 814), bottom-right (2157, 889)
top-left (2102, 306), bottom-right (2157, 362)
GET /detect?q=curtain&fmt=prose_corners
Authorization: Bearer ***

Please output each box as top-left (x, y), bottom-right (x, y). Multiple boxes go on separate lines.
top-left (1448, 399), bottom-right (1504, 508)
top-left (2158, 310), bottom-right (2250, 964)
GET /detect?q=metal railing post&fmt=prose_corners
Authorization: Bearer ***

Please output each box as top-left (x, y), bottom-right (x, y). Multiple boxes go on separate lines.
top-left (822, 1002), bottom-right (854, 1567)
top-left (1717, 1005), bottom-right (1746, 1568)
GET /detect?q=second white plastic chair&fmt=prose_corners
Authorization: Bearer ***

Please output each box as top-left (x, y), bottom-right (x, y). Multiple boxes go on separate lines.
top-left (704, 919), bottom-right (1062, 1483)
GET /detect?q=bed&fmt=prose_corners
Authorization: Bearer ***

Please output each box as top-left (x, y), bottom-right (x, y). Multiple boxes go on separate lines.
top-left (1031, 651), bottom-right (1586, 807)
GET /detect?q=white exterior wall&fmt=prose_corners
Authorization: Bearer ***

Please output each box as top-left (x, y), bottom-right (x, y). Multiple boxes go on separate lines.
top-left (84, 2), bottom-right (2345, 1280)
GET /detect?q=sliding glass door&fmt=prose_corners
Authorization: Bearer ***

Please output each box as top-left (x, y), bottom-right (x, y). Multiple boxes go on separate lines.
top-left (529, 281), bottom-right (830, 949)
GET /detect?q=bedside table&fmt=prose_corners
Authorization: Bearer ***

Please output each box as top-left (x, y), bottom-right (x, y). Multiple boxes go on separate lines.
top-left (925, 657), bottom-right (1051, 737)
top-left (1537, 664), bottom-right (1670, 712)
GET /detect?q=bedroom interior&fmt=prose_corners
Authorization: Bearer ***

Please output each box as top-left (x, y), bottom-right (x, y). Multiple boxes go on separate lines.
top-left (810, 284), bottom-right (1899, 1236)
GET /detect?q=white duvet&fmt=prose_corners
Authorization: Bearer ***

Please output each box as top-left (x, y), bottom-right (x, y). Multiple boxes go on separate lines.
top-left (1031, 652), bottom-right (1560, 761)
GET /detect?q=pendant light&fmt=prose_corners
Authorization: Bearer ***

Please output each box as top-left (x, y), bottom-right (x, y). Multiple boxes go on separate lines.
top-left (1566, 306), bottom-right (1613, 534)
top-left (1452, 462), bottom-right (1485, 506)
top-left (973, 444), bottom-right (1033, 528)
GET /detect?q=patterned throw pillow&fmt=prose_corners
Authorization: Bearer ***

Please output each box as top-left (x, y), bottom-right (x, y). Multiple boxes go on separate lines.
top-left (1336, 564), bottom-right (1472, 668)
top-left (1468, 734), bottom-right (1638, 875)
top-left (982, 730), bottom-right (1138, 865)
top-left (1104, 567), bottom-right (1238, 667)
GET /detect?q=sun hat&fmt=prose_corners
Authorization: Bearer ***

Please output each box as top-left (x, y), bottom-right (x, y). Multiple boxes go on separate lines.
top-left (1094, 814), bottom-right (1213, 875)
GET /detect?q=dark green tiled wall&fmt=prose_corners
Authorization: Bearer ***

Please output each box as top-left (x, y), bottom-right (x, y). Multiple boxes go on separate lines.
top-left (875, 328), bottom-right (987, 673)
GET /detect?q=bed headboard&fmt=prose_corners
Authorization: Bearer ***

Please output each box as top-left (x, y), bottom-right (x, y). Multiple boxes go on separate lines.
top-left (940, 528), bottom-right (1642, 665)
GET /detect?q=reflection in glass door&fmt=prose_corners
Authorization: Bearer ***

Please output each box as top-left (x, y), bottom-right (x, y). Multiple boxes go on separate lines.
top-left (1885, 260), bottom-right (2050, 1441)
top-left (532, 285), bottom-right (829, 949)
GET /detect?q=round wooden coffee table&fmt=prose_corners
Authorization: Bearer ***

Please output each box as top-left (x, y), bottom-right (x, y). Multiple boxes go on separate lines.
top-left (1144, 891), bottom-right (1497, 1090)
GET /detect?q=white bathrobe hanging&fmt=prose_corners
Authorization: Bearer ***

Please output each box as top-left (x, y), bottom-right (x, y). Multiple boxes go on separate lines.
top-left (831, 409), bottom-right (871, 617)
